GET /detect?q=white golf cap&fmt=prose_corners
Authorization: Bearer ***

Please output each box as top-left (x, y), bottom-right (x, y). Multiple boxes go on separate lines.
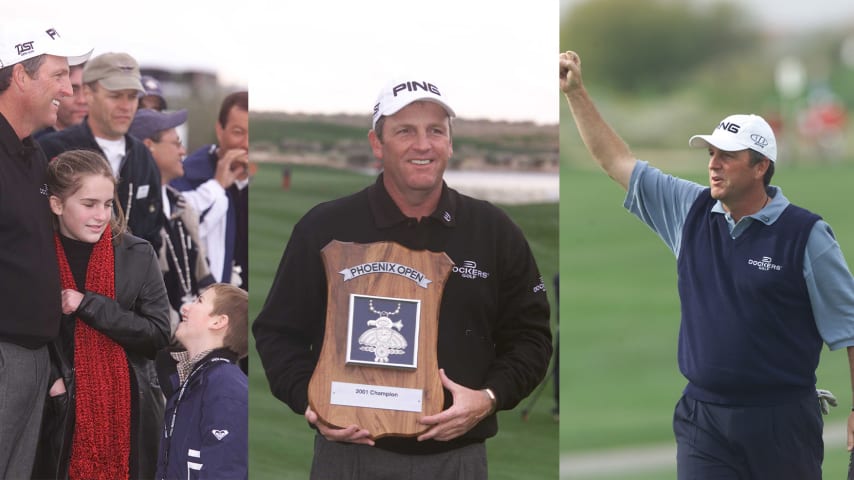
top-left (0, 24), bottom-right (92, 69)
top-left (372, 79), bottom-right (455, 130)
top-left (689, 114), bottom-right (777, 162)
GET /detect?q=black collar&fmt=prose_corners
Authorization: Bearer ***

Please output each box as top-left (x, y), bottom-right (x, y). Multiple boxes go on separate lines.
top-left (366, 173), bottom-right (458, 229)
top-left (0, 112), bottom-right (36, 160)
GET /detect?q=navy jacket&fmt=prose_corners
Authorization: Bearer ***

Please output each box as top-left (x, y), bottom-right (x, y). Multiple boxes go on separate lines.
top-left (155, 348), bottom-right (248, 480)
top-left (38, 119), bottom-right (163, 252)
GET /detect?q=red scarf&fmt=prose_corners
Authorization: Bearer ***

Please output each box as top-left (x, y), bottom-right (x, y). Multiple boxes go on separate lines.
top-left (55, 231), bottom-right (131, 480)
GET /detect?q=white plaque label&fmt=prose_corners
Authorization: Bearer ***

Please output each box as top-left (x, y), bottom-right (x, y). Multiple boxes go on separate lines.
top-left (329, 381), bottom-right (423, 412)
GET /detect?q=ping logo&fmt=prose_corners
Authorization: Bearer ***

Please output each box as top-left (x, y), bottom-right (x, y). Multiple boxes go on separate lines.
top-left (718, 121), bottom-right (740, 134)
top-left (15, 41), bottom-right (34, 56)
top-left (392, 81), bottom-right (441, 97)
top-left (751, 133), bottom-right (768, 149)
top-left (748, 256), bottom-right (782, 271)
top-left (46, 28), bottom-right (60, 40)
top-left (453, 260), bottom-right (490, 280)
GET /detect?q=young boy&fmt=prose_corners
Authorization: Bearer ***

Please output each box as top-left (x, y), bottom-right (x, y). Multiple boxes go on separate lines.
top-left (155, 283), bottom-right (248, 479)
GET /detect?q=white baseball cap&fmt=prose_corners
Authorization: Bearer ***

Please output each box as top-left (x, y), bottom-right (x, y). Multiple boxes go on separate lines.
top-left (0, 24), bottom-right (92, 69)
top-left (372, 79), bottom-right (455, 130)
top-left (689, 114), bottom-right (777, 162)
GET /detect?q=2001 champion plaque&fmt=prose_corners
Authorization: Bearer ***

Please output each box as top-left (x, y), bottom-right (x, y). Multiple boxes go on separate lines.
top-left (308, 240), bottom-right (453, 438)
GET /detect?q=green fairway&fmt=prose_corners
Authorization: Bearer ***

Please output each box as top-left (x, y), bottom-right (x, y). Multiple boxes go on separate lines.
top-left (561, 158), bottom-right (854, 478)
top-left (248, 163), bottom-right (559, 479)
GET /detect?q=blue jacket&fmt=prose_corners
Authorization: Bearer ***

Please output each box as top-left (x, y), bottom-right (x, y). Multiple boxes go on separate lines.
top-left (155, 348), bottom-right (247, 480)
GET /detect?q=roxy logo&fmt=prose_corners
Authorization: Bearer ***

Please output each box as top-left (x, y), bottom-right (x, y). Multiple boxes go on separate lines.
top-left (453, 260), bottom-right (490, 280)
top-left (748, 256), bottom-right (782, 271)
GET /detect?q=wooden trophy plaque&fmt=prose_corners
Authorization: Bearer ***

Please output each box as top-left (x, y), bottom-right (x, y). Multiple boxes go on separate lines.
top-left (308, 240), bottom-right (454, 438)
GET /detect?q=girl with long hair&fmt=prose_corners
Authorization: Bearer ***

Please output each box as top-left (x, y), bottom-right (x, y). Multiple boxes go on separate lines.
top-left (35, 149), bottom-right (171, 479)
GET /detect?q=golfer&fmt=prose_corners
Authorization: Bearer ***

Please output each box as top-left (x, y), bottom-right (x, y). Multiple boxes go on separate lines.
top-left (560, 50), bottom-right (854, 479)
top-left (254, 78), bottom-right (552, 479)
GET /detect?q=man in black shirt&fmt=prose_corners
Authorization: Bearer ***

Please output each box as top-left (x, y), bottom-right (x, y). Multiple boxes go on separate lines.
top-left (0, 24), bottom-right (90, 479)
top-left (253, 79), bottom-right (552, 479)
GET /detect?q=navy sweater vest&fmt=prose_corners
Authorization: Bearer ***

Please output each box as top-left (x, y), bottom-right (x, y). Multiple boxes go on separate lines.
top-left (677, 190), bottom-right (821, 405)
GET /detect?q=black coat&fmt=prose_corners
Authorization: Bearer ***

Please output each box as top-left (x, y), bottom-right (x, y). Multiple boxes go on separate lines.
top-left (33, 233), bottom-right (172, 480)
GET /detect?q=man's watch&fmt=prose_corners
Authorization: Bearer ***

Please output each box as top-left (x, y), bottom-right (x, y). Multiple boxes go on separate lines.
top-left (483, 388), bottom-right (497, 415)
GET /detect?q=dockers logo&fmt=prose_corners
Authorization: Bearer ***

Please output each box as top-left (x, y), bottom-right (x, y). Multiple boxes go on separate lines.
top-left (339, 262), bottom-right (432, 288)
top-left (533, 275), bottom-right (546, 293)
top-left (748, 256), bottom-right (782, 271)
top-left (453, 260), bottom-right (490, 280)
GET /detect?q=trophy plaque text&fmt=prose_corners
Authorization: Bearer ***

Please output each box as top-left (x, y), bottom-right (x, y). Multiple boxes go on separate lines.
top-left (308, 240), bottom-right (453, 438)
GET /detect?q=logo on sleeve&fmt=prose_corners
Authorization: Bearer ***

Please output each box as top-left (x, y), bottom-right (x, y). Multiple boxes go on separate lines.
top-left (212, 429), bottom-right (229, 441)
top-left (533, 275), bottom-right (546, 293)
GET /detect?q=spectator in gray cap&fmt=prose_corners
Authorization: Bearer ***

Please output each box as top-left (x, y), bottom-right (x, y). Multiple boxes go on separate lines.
top-left (0, 23), bottom-right (90, 479)
top-left (38, 52), bottom-right (164, 252)
top-left (130, 108), bottom-right (215, 327)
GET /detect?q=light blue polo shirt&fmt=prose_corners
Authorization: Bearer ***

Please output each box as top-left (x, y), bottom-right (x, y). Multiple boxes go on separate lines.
top-left (624, 160), bottom-right (854, 350)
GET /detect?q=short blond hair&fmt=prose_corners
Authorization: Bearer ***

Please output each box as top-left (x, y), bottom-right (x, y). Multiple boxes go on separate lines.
top-left (206, 283), bottom-right (248, 358)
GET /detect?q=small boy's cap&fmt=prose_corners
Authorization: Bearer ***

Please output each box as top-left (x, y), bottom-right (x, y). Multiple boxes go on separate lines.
top-left (372, 79), bottom-right (455, 130)
top-left (129, 108), bottom-right (188, 141)
top-left (0, 25), bottom-right (92, 68)
top-left (689, 113), bottom-right (777, 162)
top-left (82, 52), bottom-right (143, 92)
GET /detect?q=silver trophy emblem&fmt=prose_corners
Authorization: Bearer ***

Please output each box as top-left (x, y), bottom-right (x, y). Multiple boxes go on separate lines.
top-left (358, 300), bottom-right (408, 363)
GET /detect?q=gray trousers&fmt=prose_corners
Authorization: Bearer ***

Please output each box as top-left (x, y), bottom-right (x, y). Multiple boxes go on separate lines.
top-left (0, 341), bottom-right (49, 479)
top-left (310, 434), bottom-right (488, 480)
